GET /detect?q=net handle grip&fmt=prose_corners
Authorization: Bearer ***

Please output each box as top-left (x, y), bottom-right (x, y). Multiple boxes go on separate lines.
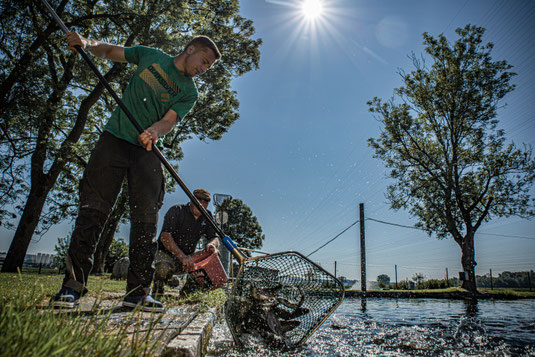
top-left (222, 236), bottom-right (245, 264)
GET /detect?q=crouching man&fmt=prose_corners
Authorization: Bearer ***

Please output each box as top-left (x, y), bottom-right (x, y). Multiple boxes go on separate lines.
top-left (153, 189), bottom-right (220, 296)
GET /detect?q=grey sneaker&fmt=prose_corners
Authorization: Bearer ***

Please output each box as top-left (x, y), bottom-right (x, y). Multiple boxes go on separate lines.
top-left (123, 295), bottom-right (163, 312)
top-left (50, 287), bottom-right (80, 309)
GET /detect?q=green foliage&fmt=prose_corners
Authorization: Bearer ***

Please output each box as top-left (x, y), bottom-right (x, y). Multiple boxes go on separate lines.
top-left (395, 280), bottom-right (410, 290)
top-left (0, 0), bottom-right (262, 268)
top-left (420, 278), bottom-right (452, 289)
top-left (392, 278), bottom-right (455, 290)
top-left (476, 270), bottom-right (534, 289)
top-left (52, 235), bottom-right (71, 271)
top-left (411, 273), bottom-right (427, 289)
top-left (377, 274), bottom-right (391, 288)
top-left (104, 237), bottom-right (129, 273)
top-left (367, 25), bottom-right (535, 293)
top-left (215, 198), bottom-right (265, 252)
top-left (368, 24), bottom-right (535, 242)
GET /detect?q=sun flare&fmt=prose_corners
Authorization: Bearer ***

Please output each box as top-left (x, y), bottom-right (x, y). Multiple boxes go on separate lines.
top-left (301, 0), bottom-right (323, 20)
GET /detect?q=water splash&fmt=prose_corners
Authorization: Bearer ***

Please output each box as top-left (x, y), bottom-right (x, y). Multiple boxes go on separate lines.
top-left (207, 298), bottom-right (535, 356)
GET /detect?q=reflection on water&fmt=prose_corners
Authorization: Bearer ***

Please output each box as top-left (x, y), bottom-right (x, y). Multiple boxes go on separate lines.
top-left (207, 298), bottom-right (535, 356)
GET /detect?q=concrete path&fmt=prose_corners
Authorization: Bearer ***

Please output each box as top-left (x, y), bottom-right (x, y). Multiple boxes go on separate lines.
top-left (52, 291), bottom-right (220, 357)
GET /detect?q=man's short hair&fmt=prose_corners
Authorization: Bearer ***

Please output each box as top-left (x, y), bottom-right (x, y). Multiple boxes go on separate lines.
top-left (185, 36), bottom-right (221, 60)
top-left (193, 189), bottom-right (211, 202)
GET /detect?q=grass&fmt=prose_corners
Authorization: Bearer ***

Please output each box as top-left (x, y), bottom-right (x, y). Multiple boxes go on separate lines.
top-left (175, 288), bottom-right (228, 311)
top-left (478, 287), bottom-right (535, 298)
top-left (346, 287), bottom-right (535, 299)
top-left (0, 271), bottom-right (227, 357)
top-left (0, 271), bottom-right (125, 301)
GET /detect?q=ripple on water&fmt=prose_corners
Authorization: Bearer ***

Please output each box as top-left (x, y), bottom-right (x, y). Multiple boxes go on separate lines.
top-left (207, 298), bottom-right (535, 356)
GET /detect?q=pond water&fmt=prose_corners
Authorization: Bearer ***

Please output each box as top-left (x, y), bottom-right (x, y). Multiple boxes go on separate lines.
top-left (207, 297), bottom-right (535, 356)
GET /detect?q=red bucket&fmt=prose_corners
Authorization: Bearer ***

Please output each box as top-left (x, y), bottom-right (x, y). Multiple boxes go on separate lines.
top-left (188, 249), bottom-right (228, 291)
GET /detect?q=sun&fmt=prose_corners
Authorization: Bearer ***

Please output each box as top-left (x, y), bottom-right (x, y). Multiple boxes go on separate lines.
top-left (301, 0), bottom-right (324, 20)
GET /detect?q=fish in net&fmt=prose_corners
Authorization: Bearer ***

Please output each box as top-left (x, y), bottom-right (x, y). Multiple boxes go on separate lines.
top-left (225, 251), bottom-right (345, 350)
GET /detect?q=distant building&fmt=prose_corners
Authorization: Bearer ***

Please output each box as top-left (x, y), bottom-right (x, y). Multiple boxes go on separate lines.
top-left (338, 276), bottom-right (356, 289)
top-left (23, 253), bottom-right (55, 268)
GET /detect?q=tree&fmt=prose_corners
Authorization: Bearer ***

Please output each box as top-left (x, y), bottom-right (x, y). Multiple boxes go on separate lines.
top-left (377, 274), bottom-right (390, 288)
top-left (92, 185), bottom-right (129, 274)
top-left (367, 25), bottom-right (535, 294)
top-left (476, 270), bottom-right (533, 289)
top-left (216, 198), bottom-right (264, 253)
top-left (1, 0), bottom-right (261, 272)
top-left (412, 273), bottom-right (426, 288)
top-left (103, 237), bottom-right (129, 273)
top-left (52, 235), bottom-right (70, 272)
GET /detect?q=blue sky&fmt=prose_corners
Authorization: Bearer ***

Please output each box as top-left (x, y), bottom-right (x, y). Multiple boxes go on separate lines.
top-left (2, 0), bottom-right (534, 283)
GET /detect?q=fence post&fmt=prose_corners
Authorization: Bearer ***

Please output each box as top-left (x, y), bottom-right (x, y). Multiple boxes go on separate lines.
top-left (490, 269), bottom-right (493, 290)
top-left (395, 264), bottom-right (398, 289)
top-left (359, 203), bottom-right (366, 294)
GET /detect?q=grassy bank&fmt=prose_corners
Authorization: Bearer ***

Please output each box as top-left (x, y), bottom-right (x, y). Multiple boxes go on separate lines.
top-left (0, 271), bottom-right (124, 300)
top-left (0, 271), bottom-right (226, 357)
top-left (345, 287), bottom-right (535, 299)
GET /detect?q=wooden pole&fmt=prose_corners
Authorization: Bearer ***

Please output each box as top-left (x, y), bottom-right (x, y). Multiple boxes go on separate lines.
top-left (395, 264), bottom-right (398, 289)
top-left (490, 269), bottom-right (493, 290)
top-left (359, 203), bottom-right (366, 294)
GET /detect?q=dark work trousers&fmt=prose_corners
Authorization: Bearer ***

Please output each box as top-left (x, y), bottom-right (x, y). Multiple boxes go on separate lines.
top-left (63, 132), bottom-right (165, 296)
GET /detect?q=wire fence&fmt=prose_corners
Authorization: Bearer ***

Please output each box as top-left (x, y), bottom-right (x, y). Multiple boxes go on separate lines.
top-left (303, 214), bottom-right (535, 289)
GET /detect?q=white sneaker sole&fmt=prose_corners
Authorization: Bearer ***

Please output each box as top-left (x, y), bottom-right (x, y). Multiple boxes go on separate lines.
top-left (52, 300), bottom-right (76, 308)
top-left (122, 301), bottom-right (163, 313)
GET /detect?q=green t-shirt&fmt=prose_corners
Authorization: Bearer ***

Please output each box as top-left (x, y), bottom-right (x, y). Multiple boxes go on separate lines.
top-left (104, 46), bottom-right (198, 145)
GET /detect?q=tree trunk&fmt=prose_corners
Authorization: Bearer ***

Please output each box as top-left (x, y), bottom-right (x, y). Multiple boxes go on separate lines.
top-left (93, 190), bottom-right (128, 274)
top-left (460, 232), bottom-right (477, 294)
top-left (1, 184), bottom-right (49, 272)
top-left (1, 63), bottom-right (125, 272)
top-left (1, 55), bottom-right (76, 272)
top-left (93, 218), bottom-right (120, 274)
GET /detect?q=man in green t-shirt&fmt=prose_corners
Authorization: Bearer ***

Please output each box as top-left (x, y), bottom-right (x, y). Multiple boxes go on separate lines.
top-left (50, 32), bottom-right (220, 312)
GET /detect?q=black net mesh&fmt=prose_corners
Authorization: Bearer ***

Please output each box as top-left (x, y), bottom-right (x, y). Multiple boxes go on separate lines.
top-left (225, 251), bottom-right (344, 350)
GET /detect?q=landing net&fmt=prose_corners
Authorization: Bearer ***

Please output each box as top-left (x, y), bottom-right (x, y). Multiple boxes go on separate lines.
top-left (225, 251), bottom-right (344, 350)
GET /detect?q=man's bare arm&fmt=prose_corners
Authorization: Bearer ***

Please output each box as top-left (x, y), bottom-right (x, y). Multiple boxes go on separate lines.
top-left (207, 238), bottom-right (219, 248)
top-left (65, 32), bottom-right (126, 62)
top-left (160, 232), bottom-right (194, 271)
top-left (205, 237), bottom-right (220, 255)
top-left (138, 109), bottom-right (179, 151)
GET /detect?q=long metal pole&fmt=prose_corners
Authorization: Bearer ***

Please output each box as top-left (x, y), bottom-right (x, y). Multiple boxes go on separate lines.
top-left (359, 203), bottom-right (366, 294)
top-left (38, 0), bottom-right (245, 263)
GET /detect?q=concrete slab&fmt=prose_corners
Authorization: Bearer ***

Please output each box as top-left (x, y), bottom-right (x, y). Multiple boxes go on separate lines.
top-left (161, 307), bottom-right (217, 357)
top-left (47, 292), bottom-right (221, 356)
